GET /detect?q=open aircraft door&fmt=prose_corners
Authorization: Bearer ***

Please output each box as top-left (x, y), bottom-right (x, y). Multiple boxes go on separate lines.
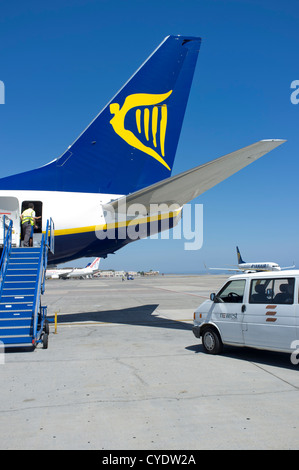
top-left (0, 197), bottom-right (21, 247)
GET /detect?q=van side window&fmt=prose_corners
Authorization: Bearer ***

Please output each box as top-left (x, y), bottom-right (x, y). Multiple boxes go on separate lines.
top-left (273, 278), bottom-right (294, 304)
top-left (249, 278), bottom-right (294, 304)
top-left (215, 280), bottom-right (245, 303)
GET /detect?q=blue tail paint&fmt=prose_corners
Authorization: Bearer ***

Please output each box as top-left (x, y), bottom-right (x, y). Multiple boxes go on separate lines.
top-left (236, 246), bottom-right (246, 264)
top-left (0, 35), bottom-right (201, 194)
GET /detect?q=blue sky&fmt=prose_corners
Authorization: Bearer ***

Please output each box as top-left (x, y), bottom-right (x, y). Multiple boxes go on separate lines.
top-left (0, 0), bottom-right (298, 272)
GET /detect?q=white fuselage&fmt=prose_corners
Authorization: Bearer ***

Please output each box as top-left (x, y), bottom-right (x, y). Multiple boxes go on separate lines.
top-left (3, 190), bottom-right (120, 233)
top-left (0, 189), bottom-right (181, 265)
top-left (239, 262), bottom-right (281, 272)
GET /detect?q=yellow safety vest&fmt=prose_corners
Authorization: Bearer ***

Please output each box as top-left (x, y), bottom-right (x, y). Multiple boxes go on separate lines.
top-left (22, 208), bottom-right (35, 226)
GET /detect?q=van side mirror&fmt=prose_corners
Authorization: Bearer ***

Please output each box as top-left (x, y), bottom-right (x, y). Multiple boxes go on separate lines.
top-left (210, 293), bottom-right (216, 301)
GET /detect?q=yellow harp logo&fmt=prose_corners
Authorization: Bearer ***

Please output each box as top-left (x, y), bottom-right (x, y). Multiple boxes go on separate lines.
top-left (109, 90), bottom-right (172, 170)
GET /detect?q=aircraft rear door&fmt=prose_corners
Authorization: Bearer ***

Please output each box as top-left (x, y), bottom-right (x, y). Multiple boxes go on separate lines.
top-left (21, 200), bottom-right (43, 247)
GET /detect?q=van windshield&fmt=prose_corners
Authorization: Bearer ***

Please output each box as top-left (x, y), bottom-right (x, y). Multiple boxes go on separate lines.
top-left (249, 278), bottom-right (295, 304)
top-left (216, 279), bottom-right (245, 303)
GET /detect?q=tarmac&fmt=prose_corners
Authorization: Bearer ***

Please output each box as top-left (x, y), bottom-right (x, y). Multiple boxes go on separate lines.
top-left (1, 274), bottom-right (299, 450)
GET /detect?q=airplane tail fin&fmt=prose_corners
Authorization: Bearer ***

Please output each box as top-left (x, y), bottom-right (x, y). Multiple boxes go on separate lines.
top-left (90, 257), bottom-right (101, 271)
top-left (0, 36), bottom-right (201, 194)
top-left (236, 246), bottom-right (245, 264)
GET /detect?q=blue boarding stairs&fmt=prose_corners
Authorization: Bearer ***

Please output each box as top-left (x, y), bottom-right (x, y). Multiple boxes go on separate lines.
top-left (0, 216), bottom-right (54, 350)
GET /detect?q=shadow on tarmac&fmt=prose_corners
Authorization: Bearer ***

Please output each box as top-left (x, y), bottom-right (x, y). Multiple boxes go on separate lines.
top-left (187, 343), bottom-right (299, 370)
top-left (48, 304), bottom-right (193, 331)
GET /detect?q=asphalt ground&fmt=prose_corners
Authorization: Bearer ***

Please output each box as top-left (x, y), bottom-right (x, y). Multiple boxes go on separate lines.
top-left (1, 274), bottom-right (299, 450)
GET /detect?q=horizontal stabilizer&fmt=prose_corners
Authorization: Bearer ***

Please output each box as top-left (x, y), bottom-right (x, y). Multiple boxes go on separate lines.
top-left (105, 139), bottom-right (286, 214)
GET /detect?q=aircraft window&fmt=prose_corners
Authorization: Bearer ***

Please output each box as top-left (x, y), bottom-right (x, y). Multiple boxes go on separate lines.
top-left (250, 278), bottom-right (294, 304)
top-left (215, 280), bottom-right (245, 303)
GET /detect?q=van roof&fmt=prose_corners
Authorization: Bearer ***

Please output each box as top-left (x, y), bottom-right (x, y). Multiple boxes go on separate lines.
top-left (229, 269), bottom-right (299, 280)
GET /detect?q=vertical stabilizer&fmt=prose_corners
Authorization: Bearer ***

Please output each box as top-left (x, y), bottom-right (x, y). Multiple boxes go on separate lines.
top-left (236, 246), bottom-right (246, 264)
top-left (0, 36), bottom-right (201, 194)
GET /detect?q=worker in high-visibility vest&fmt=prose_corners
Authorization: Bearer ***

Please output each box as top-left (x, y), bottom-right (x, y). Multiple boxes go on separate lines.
top-left (20, 203), bottom-right (41, 247)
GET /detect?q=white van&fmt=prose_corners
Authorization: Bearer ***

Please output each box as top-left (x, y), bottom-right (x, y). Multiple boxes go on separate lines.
top-left (193, 270), bottom-right (299, 355)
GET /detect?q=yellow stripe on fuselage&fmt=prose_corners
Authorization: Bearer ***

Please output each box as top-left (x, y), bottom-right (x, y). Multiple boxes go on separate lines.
top-left (48, 209), bottom-right (182, 237)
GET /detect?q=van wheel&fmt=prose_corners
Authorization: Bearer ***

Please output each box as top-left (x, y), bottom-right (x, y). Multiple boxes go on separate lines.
top-left (202, 328), bottom-right (223, 355)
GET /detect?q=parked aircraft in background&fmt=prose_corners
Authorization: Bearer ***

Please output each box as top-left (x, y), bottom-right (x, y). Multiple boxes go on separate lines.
top-left (207, 246), bottom-right (295, 273)
top-left (0, 36), bottom-right (285, 265)
top-left (46, 258), bottom-right (101, 279)
top-left (45, 266), bottom-right (73, 280)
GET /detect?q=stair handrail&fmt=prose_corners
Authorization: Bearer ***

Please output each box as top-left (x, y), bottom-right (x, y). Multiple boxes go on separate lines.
top-left (47, 217), bottom-right (55, 255)
top-left (32, 218), bottom-right (54, 341)
top-left (41, 218), bottom-right (54, 295)
top-left (0, 215), bottom-right (13, 296)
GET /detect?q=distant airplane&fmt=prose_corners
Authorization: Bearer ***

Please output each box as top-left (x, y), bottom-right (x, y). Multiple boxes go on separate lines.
top-left (45, 266), bottom-right (73, 280)
top-left (207, 246), bottom-right (295, 273)
top-left (0, 36), bottom-right (285, 265)
top-left (46, 257), bottom-right (101, 279)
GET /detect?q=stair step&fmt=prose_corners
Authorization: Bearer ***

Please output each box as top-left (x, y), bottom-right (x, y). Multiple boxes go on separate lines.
top-left (0, 320), bottom-right (32, 329)
top-left (9, 253), bottom-right (40, 260)
top-left (0, 335), bottom-right (33, 346)
top-left (7, 266), bottom-right (38, 271)
top-left (9, 255), bottom-right (39, 258)
top-left (11, 248), bottom-right (40, 253)
top-left (3, 279), bottom-right (35, 289)
top-left (6, 266), bottom-right (38, 276)
top-left (1, 336), bottom-right (33, 349)
top-left (5, 275), bottom-right (37, 282)
top-left (0, 311), bottom-right (35, 319)
top-left (10, 254), bottom-right (39, 258)
top-left (8, 264), bottom-right (39, 270)
top-left (0, 303), bottom-right (34, 310)
top-left (3, 286), bottom-right (36, 292)
top-left (0, 317), bottom-right (32, 325)
top-left (0, 324), bottom-right (33, 335)
top-left (8, 260), bottom-right (38, 269)
top-left (0, 298), bottom-right (34, 310)
top-left (3, 292), bottom-right (35, 299)
top-left (9, 256), bottom-right (39, 261)
top-left (0, 295), bottom-right (34, 302)
top-left (0, 307), bottom-right (34, 314)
